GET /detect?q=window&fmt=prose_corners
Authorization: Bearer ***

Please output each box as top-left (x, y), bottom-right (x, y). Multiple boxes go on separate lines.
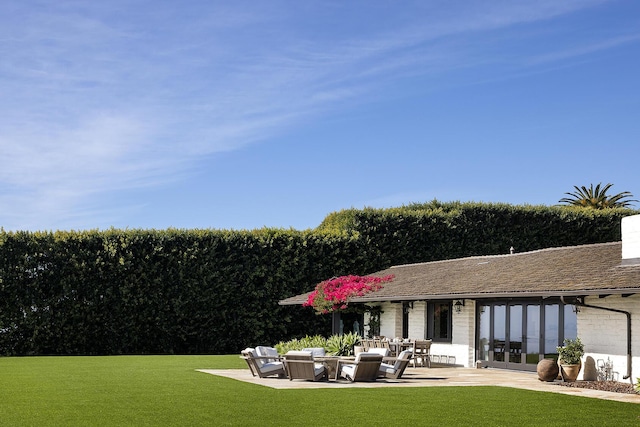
top-left (427, 301), bottom-right (452, 342)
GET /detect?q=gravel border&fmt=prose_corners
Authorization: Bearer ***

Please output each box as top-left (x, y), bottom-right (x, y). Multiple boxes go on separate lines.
top-left (557, 380), bottom-right (637, 394)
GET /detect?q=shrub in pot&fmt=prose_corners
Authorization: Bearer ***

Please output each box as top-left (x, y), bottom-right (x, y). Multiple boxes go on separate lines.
top-left (556, 338), bottom-right (584, 382)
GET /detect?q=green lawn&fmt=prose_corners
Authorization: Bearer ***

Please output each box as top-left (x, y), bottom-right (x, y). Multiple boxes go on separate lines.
top-left (0, 355), bottom-right (638, 426)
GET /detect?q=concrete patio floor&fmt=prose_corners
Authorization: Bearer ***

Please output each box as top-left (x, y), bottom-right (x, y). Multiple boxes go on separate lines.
top-left (197, 366), bottom-right (640, 404)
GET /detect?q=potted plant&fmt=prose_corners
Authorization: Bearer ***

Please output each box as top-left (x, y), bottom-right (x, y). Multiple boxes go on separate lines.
top-left (556, 337), bottom-right (584, 382)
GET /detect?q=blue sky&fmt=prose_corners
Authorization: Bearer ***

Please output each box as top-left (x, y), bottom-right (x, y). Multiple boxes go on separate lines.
top-left (1, 0), bottom-right (639, 232)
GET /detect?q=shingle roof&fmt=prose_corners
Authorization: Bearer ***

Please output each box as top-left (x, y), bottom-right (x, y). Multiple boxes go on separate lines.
top-left (279, 242), bottom-right (640, 305)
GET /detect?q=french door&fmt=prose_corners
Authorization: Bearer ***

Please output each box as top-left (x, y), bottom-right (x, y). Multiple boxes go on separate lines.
top-left (477, 299), bottom-right (576, 371)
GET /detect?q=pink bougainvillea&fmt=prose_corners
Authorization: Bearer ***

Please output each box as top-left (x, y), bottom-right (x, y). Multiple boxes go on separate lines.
top-left (303, 274), bottom-right (394, 314)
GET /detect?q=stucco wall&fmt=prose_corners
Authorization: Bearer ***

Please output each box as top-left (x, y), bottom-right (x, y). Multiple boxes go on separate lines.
top-left (578, 294), bottom-right (640, 382)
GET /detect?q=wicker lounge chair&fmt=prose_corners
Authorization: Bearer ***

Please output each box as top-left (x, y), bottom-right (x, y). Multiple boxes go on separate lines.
top-left (283, 351), bottom-right (327, 381)
top-left (378, 349), bottom-right (413, 379)
top-left (339, 353), bottom-right (383, 382)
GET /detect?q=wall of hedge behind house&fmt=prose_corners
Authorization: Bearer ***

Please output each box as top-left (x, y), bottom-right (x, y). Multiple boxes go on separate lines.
top-left (1, 202), bottom-right (636, 356)
top-left (324, 202), bottom-right (635, 267)
top-left (0, 228), bottom-right (372, 356)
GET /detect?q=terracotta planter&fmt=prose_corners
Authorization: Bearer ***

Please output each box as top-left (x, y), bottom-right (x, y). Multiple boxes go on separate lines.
top-left (537, 359), bottom-right (559, 382)
top-left (560, 363), bottom-right (581, 382)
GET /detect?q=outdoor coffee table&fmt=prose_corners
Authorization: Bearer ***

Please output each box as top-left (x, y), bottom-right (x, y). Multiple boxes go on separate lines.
top-left (315, 356), bottom-right (355, 380)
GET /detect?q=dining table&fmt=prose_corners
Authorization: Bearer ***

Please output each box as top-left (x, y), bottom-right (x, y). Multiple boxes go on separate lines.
top-left (387, 340), bottom-right (414, 357)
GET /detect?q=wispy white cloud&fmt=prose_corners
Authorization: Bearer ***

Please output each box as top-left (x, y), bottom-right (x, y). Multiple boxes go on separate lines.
top-left (528, 34), bottom-right (640, 65)
top-left (0, 0), bottom-right (629, 230)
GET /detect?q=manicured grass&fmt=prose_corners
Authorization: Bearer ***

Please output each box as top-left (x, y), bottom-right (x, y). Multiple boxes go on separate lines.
top-left (1, 355), bottom-right (638, 426)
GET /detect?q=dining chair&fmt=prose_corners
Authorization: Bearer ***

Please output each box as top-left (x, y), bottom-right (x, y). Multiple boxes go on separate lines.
top-left (412, 339), bottom-right (432, 367)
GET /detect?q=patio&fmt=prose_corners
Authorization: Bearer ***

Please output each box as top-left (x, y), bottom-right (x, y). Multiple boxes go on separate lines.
top-left (197, 366), bottom-right (640, 404)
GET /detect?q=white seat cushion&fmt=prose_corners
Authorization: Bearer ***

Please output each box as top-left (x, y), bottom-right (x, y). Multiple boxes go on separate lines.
top-left (367, 348), bottom-right (390, 357)
top-left (302, 347), bottom-right (326, 357)
top-left (379, 363), bottom-right (396, 374)
top-left (260, 361), bottom-right (284, 374)
top-left (341, 364), bottom-right (356, 380)
top-left (256, 346), bottom-right (279, 358)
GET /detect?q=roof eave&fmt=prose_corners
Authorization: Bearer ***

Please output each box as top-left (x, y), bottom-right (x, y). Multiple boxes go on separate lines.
top-left (348, 288), bottom-right (640, 303)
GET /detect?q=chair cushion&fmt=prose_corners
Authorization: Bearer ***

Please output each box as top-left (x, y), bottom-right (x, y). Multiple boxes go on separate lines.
top-left (302, 347), bottom-right (326, 357)
top-left (261, 361), bottom-right (284, 374)
top-left (341, 364), bottom-right (356, 380)
top-left (256, 346), bottom-right (279, 358)
top-left (379, 363), bottom-right (396, 374)
top-left (367, 348), bottom-right (390, 357)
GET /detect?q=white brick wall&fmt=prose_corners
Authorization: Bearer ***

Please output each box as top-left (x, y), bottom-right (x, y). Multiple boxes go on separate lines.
top-left (379, 302), bottom-right (399, 338)
top-left (578, 295), bottom-right (640, 382)
top-left (408, 301), bottom-right (426, 338)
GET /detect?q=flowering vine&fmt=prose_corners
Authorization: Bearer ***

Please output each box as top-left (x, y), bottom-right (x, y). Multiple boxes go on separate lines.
top-left (303, 274), bottom-right (394, 314)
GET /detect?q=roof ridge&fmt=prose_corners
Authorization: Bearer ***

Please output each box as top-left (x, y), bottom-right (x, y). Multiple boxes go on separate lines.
top-left (389, 241), bottom-right (621, 269)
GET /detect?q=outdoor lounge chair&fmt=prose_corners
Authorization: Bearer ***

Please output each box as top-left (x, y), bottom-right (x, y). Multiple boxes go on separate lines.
top-left (339, 353), bottom-right (383, 382)
top-left (283, 351), bottom-right (327, 381)
top-left (378, 349), bottom-right (413, 379)
top-left (240, 347), bottom-right (286, 378)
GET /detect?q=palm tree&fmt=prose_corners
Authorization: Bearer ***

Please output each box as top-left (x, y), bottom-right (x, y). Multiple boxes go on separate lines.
top-left (559, 183), bottom-right (638, 209)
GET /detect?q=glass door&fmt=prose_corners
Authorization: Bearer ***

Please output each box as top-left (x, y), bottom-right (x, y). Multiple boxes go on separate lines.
top-left (476, 299), bottom-right (577, 371)
top-left (508, 304), bottom-right (523, 366)
top-left (493, 304), bottom-right (506, 363)
top-left (526, 305), bottom-right (541, 365)
top-left (489, 303), bottom-right (524, 368)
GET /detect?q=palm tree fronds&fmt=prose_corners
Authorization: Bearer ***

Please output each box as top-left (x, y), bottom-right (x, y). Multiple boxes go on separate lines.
top-left (559, 183), bottom-right (638, 209)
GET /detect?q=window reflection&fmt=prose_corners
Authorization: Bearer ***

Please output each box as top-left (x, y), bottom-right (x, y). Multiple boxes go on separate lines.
top-left (564, 304), bottom-right (577, 340)
top-left (509, 305), bottom-right (522, 363)
top-left (526, 305), bottom-right (540, 364)
top-left (478, 305), bottom-right (490, 361)
top-left (428, 301), bottom-right (452, 342)
top-left (544, 304), bottom-right (559, 355)
top-left (493, 305), bottom-right (506, 362)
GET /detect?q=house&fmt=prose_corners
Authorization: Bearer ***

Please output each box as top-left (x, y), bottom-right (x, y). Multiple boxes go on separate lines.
top-left (280, 214), bottom-right (640, 382)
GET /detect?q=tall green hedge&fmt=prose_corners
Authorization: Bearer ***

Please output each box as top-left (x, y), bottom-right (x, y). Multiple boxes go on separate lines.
top-left (0, 228), bottom-right (371, 355)
top-left (0, 202), bottom-right (636, 356)
top-left (319, 202), bottom-right (636, 267)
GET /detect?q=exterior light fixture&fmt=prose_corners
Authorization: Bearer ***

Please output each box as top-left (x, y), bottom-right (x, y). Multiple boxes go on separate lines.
top-left (572, 305), bottom-right (581, 313)
top-left (454, 299), bottom-right (465, 313)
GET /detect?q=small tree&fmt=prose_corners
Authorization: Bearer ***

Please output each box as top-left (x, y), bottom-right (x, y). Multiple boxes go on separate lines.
top-left (559, 183), bottom-right (637, 209)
